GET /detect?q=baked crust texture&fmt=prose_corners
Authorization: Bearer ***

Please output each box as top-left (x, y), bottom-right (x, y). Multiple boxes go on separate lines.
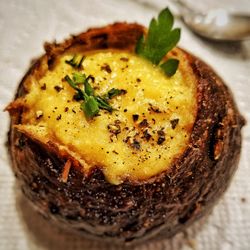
top-left (7, 23), bottom-right (245, 245)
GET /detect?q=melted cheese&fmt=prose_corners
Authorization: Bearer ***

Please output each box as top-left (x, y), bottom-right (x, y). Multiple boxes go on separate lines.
top-left (19, 50), bottom-right (197, 184)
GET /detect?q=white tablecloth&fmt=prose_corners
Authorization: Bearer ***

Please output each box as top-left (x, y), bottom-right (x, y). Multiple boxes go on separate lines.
top-left (0, 1), bottom-right (249, 249)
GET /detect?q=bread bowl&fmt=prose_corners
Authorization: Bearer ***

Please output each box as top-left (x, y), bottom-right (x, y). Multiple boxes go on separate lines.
top-left (6, 8), bottom-right (245, 246)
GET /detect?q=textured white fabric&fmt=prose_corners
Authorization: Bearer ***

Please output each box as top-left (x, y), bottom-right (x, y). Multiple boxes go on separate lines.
top-left (0, 1), bottom-right (249, 249)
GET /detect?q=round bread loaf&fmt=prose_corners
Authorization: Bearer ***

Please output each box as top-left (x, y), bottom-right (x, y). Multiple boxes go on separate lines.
top-left (6, 23), bottom-right (245, 245)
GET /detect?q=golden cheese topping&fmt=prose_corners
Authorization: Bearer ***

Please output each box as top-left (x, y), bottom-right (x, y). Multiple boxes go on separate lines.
top-left (18, 50), bottom-right (197, 184)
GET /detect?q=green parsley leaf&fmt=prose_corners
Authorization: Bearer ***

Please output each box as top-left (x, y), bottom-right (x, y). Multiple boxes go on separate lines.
top-left (78, 56), bottom-right (85, 68)
top-left (107, 88), bottom-right (124, 99)
top-left (72, 72), bottom-right (86, 84)
top-left (135, 8), bottom-right (181, 76)
top-left (160, 58), bottom-right (179, 77)
top-left (95, 96), bottom-right (113, 112)
top-left (64, 75), bottom-right (86, 100)
top-left (71, 73), bottom-right (94, 96)
top-left (64, 75), bottom-right (78, 89)
top-left (84, 78), bottom-right (94, 96)
top-left (81, 96), bottom-right (99, 119)
top-left (102, 88), bottom-right (126, 100)
top-left (64, 73), bottom-right (126, 119)
top-left (65, 55), bottom-right (85, 69)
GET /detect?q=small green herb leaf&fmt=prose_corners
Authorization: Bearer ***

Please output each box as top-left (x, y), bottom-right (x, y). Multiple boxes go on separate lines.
top-left (65, 55), bottom-right (77, 67)
top-left (96, 96), bottom-right (113, 112)
top-left (102, 88), bottom-right (127, 101)
top-left (135, 8), bottom-right (181, 76)
top-left (71, 73), bottom-right (94, 96)
top-left (135, 36), bottom-right (145, 58)
top-left (64, 72), bottom-right (126, 119)
top-left (160, 58), bottom-right (179, 77)
top-left (64, 75), bottom-right (86, 100)
top-left (84, 79), bottom-right (94, 96)
top-left (78, 56), bottom-right (85, 68)
top-left (65, 55), bottom-right (85, 69)
top-left (72, 72), bottom-right (86, 84)
top-left (81, 96), bottom-right (100, 119)
top-left (107, 88), bottom-right (125, 99)
top-left (64, 75), bottom-right (78, 89)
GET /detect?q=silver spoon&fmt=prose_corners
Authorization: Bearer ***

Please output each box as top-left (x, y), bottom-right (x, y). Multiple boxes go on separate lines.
top-left (173, 0), bottom-right (250, 41)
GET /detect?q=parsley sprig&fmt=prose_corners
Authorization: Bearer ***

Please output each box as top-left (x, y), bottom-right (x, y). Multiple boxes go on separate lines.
top-left (136, 8), bottom-right (181, 77)
top-left (64, 73), bottom-right (125, 119)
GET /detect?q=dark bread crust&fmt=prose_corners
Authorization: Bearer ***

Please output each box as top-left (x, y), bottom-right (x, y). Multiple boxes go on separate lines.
top-left (7, 23), bottom-right (245, 245)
